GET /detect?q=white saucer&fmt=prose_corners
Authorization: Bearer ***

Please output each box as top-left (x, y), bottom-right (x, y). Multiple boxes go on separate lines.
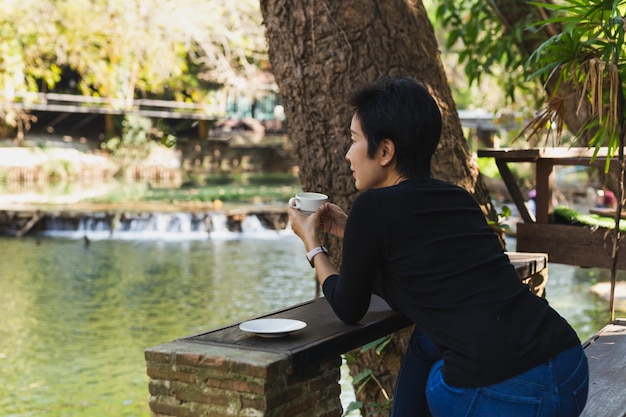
top-left (239, 318), bottom-right (306, 338)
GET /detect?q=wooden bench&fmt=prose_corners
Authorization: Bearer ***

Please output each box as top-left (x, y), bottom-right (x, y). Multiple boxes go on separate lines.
top-left (580, 319), bottom-right (626, 417)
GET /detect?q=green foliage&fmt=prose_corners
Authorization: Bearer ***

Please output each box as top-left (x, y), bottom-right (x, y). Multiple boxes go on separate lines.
top-left (246, 172), bottom-right (302, 185)
top-left (201, 174), bottom-right (237, 186)
top-left (0, 0), bottom-right (62, 94)
top-left (488, 205), bottom-right (512, 232)
top-left (434, 0), bottom-right (536, 103)
top-left (551, 205), bottom-right (626, 232)
top-left (342, 336), bottom-right (393, 417)
top-left (0, 0), bottom-right (268, 105)
top-left (525, 0), bottom-right (626, 160)
top-left (352, 368), bottom-right (375, 393)
top-left (524, 0), bottom-right (626, 321)
top-left (342, 400), bottom-right (363, 417)
top-left (101, 115), bottom-right (154, 160)
top-left (360, 336), bottom-right (391, 356)
top-left (476, 157), bottom-right (500, 178)
top-left (140, 177), bottom-right (299, 205)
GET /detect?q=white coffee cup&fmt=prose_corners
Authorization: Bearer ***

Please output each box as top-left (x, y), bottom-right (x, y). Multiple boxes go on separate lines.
top-left (288, 192), bottom-right (328, 214)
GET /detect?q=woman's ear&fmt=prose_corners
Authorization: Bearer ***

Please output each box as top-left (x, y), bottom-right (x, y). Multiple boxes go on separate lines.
top-left (380, 139), bottom-right (396, 167)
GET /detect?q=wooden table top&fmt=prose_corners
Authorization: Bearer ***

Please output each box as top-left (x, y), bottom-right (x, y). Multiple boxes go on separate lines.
top-left (180, 253), bottom-right (548, 370)
top-left (477, 147), bottom-right (615, 163)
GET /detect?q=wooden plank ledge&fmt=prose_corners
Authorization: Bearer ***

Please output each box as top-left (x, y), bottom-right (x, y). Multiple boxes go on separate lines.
top-left (477, 147), bottom-right (616, 163)
top-left (179, 252), bottom-right (547, 371)
top-left (581, 319), bottom-right (626, 417)
top-left (181, 295), bottom-right (412, 371)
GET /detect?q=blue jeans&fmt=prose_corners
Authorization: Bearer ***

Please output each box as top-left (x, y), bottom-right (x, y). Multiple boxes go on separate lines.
top-left (391, 328), bottom-right (589, 417)
top-left (391, 327), bottom-right (442, 417)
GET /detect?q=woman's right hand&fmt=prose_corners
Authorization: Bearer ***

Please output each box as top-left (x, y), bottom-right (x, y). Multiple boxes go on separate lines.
top-left (319, 203), bottom-right (347, 238)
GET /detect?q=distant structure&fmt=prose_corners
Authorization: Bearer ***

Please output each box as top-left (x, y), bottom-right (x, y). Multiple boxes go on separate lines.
top-left (3, 90), bottom-right (502, 144)
top-left (1, 88), bottom-right (284, 140)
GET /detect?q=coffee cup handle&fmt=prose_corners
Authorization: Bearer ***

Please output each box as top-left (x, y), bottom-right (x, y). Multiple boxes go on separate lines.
top-left (288, 197), bottom-right (300, 209)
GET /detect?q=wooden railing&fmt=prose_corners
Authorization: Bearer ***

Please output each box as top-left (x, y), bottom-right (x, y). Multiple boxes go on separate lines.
top-left (1, 91), bottom-right (223, 120)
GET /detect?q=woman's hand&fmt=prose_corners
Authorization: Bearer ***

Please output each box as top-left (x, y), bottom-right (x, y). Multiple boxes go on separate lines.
top-left (288, 201), bottom-right (347, 250)
top-left (288, 203), bottom-right (341, 285)
top-left (319, 203), bottom-right (347, 238)
top-left (288, 206), bottom-right (323, 251)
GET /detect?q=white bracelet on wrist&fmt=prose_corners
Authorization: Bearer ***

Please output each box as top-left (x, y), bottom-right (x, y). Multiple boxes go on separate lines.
top-left (306, 246), bottom-right (328, 268)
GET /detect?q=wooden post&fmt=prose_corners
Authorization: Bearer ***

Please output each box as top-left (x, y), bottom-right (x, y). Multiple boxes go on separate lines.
top-left (197, 119), bottom-right (208, 140)
top-left (104, 114), bottom-right (115, 138)
top-left (535, 160), bottom-right (554, 224)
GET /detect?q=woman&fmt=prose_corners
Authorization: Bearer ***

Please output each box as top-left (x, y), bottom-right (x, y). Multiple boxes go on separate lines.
top-left (288, 77), bottom-right (589, 417)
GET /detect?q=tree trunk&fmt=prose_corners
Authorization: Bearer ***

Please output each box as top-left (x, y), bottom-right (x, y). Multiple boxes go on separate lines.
top-left (260, 1), bottom-right (495, 415)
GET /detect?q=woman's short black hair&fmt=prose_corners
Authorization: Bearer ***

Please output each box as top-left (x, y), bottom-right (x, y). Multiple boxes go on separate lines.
top-left (348, 76), bottom-right (442, 178)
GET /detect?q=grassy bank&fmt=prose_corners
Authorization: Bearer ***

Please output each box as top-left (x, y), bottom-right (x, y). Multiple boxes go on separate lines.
top-left (84, 173), bottom-right (303, 207)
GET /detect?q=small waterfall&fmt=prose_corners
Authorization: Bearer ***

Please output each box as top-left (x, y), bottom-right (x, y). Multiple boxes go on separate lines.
top-left (241, 214), bottom-right (292, 239)
top-left (207, 213), bottom-right (233, 239)
top-left (37, 210), bottom-right (292, 241)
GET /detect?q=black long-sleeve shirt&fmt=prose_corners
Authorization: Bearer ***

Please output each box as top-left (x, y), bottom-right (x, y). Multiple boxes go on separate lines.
top-left (322, 178), bottom-right (580, 387)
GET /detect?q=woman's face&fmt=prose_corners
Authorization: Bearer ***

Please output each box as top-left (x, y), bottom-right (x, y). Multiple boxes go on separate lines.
top-left (345, 114), bottom-right (389, 191)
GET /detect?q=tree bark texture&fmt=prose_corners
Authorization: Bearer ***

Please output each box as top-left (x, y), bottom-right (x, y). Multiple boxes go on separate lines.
top-left (260, 1), bottom-right (495, 415)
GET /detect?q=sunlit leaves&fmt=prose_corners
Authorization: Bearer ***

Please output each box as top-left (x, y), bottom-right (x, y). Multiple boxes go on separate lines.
top-left (434, 0), bottom-right (532, 103)
top-left (0, 0), bottom-right (268, 103)
top-left (525, 0), bottom-right (626, 160)
top-left (0, 0), bottom-right (61, 94)
top-left (359, 336), bottom-right (391, 355)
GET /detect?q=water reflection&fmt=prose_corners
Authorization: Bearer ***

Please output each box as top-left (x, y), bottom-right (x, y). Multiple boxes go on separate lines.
top-left (544, 263), bottom-right (613, 339)
top-left (0, 236), bottom-right (315, 417)
top-left (0, 234), bottom-right (619, 417)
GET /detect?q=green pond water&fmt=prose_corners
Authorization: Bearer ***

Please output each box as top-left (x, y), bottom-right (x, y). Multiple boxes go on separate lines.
top-left (0, 233), bottom-right (317, 417)
top-left (0, 230), bottom-right (615, 417)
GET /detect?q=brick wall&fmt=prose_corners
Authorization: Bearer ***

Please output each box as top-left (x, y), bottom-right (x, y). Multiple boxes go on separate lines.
top-left (145, 341), bottom-right (343, 417)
